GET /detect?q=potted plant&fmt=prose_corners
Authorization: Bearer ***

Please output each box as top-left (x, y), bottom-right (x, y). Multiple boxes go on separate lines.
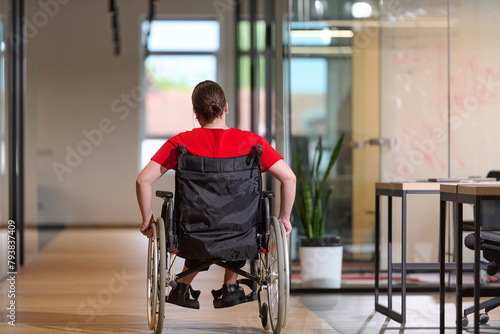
top-left (293, 134), bottom-right (345, 288)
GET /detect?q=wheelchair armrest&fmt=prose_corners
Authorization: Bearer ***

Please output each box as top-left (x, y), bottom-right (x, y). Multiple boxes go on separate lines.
top-left (156, 190), bottom-right (173, 199)
top-left (263, 191), bottom-right (274, 199)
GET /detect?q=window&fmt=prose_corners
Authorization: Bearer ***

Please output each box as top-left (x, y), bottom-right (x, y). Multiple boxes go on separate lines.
top-left (236, 20), bottom-right (267, 133)
top-left (141, 20), bottom-right (220, 168)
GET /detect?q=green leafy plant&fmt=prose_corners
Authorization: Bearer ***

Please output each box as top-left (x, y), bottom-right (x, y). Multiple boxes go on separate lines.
top-left (293, 134), bottom-right (344, 239)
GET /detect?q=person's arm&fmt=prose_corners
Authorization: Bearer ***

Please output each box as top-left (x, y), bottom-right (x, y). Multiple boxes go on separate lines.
top-left (267, 159), bottom-right (296, 236)
top-left (136, 160), bottom-right (168, 237)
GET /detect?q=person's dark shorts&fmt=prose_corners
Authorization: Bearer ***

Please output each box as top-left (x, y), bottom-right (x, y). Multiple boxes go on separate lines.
top-left (184, 259), bottom-right (246, 272)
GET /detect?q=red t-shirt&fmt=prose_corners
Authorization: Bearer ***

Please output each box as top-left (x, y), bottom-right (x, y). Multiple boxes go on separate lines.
top-left (151, 128), bottom-right (283, 172)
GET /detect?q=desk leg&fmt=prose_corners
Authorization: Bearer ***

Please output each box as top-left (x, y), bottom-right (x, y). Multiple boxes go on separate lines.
top-left (401, 191), bottom-right (407, 324)
top-left (440, 199), bottom-right (446, 334)
top-left (456, 203), bottom-right (463, 334)
top-left (473, 201), bottom-right (481, 334)
top-left (375, 194), bottom-right (380, 306)
top-left (374, 193), bottom-right (403, 323)
top-left (388, 196), bottom-right (393, 310)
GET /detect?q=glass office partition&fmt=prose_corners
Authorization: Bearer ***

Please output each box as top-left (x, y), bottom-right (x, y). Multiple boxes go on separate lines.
top-left (289, 0), bottom-right (374, 290)
top-left (379, 0), bottom-right (449, 182)
top-left (288, 0), bottom-right (500, 290)
top-left (449, 1), bottom-right (500, 178)
top-left (374, 0), bottom-right (450, 311)
top-left (448, 3), bottom-right (500, 281)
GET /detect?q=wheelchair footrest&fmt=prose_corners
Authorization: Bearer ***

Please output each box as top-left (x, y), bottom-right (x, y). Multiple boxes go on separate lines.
top-left (212, 279), bottom-right (257, 309)
top-left (212, 293), bottom-right (256, 308)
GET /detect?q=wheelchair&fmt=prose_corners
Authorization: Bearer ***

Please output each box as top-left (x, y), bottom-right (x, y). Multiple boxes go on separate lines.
top-left (146, 145), bottom-right (289, 334)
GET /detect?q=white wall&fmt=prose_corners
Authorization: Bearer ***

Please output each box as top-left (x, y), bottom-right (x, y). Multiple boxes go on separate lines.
top-left (28, 0), bottom-right (236, 225)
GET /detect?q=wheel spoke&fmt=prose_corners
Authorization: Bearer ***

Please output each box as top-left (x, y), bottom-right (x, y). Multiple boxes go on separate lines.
top-left (268, 256), bottom-right (278, 267)
top-left (270, 291), bottom-right (278, 305)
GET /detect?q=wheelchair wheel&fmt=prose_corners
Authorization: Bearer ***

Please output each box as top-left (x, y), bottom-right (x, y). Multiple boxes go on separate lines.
top-left (266, 217), bottom-right (286, 333)
top-left (260, 302), bottom-right (271, 330)
top-left (147, 219), bottom-right (167, 333)
top-left (278, 222), bottom-right (290, 328)
top-left (147, 222), bottom-right (158, 329)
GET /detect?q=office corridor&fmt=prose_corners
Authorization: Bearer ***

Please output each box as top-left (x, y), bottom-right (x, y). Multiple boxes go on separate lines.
top-left (0, 228), bottom-right (338, 333)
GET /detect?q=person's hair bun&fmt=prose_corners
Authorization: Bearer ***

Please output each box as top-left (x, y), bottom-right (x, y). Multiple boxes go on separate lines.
top-left (192, 80), bottom-right (226, 122)
top-left (206, 104), bottom-right (222, 118)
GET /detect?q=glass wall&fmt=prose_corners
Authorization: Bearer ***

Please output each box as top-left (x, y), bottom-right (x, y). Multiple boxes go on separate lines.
top-left (288, 0), bottom-right (500, 290)
top-left (289, 0), bottom-right (373, 290)
top-left (379, 0), bottom-right (449, 181)
top-left (449, 1), bottom-right (500, 177)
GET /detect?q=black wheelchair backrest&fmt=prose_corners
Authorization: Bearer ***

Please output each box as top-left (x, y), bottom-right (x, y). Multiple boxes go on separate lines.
top-left (174, 144), bottom-right (263, 262)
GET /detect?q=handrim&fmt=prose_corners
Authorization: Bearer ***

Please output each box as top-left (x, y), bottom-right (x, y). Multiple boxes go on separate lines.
top-left (267, 217), bottom-right (286, 333)
top-left (147, 223), bottom-right (158, 330)
top-left (153, 218), bottom-right (167, 333)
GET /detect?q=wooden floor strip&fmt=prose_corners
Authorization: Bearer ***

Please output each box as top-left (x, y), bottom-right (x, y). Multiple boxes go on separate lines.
top-left (0, 228), bottom-right (338, 333)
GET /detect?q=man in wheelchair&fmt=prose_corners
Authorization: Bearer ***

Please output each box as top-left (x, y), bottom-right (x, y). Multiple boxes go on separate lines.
top-left (136, 80), bottom-right (296, 310)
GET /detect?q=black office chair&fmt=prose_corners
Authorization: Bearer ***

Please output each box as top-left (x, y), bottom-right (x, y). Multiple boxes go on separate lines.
top-left (461, 170), bottom-right (500, 327)
top-left (463, 232), bottom-right (500, 326)
top-left (487, 171), bottom-right (500, 181)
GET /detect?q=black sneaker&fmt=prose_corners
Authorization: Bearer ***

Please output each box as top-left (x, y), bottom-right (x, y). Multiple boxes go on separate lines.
top-left (166, 282), bottom-right (200, 309)
top-left (221, 283), bottom-right (245, 307)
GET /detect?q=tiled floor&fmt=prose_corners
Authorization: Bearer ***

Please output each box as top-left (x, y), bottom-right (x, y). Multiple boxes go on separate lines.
top-left (4, 227), bottom-right (500, 333)
top-left (0, 228), bottom-right (338, 334)
top-left (295, 292), bottom-right (500, 333)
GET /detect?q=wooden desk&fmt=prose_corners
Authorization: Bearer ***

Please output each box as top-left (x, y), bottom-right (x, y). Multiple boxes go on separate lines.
top-left (439, 183), bottom-right (500, 334)
top-left (375, 182), bottom-right (441, 323)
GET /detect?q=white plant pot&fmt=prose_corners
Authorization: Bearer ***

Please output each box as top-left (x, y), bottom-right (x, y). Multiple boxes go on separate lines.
top-left (299, 245), bottom-right (343, 288)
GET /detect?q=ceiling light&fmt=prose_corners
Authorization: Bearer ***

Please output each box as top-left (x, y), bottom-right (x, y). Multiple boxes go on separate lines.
top-left (352, 2), bottom-right (372, 19)
top-left (291, 30), bottom-right (354, 38)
